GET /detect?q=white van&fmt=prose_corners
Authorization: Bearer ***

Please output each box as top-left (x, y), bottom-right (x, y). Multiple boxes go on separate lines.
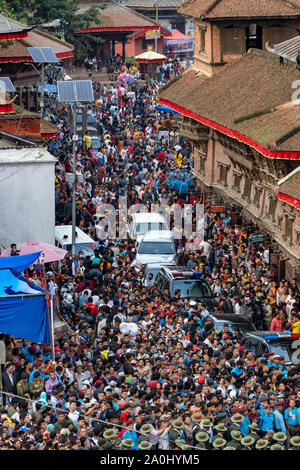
top-left (133, 230), bottom-right (176, 267)
top-left (128, 212), bottom-right (169, 242)
top-left (55, 225), bottom-right (97, 257)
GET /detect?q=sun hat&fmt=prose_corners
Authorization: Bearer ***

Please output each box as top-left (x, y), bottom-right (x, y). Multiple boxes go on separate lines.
top-left (270, 443), bottom-right (284, 450)
top-left (122, 438), bottom-right (133, 448)
top-left (140, 424), bottom-right (154, 434)
top-left (273, 432), bottom-right (287, 442)
top-left (195, 431), bottom-right (209, 443)
top-left (171, 419), bottom-right (184, 430)
top-left (255, 439), bottom-right (269, 450)
top-left (212, 438), bottom-right (227, 449)
top-left (139, 441), bottom-right (152, 450)
top-left (230, 413), bottom-right (244, 424)
top-left (241, 435), bottom-right (255, 447)
top-left (103, 429), bottom-right (118, 439)
top-left (231, 430), bottom-right (242, 441)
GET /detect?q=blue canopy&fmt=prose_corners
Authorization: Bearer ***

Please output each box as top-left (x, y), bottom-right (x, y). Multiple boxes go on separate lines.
top-left (0, 252), bottom-right (50, 344)
top-left (156, 105), bottom-right (179, 115)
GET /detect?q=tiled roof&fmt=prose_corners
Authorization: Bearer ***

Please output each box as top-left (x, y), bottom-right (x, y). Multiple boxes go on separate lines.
top-left (124, 0), bottom-right (182, 9)
top-left (278, 166), bottom-right (300, 200)
top-left (78, 1), bottom-right (163, 30)
top-left (0, 29), bottom-right (73, 61)
top-left (158, 48), bottom-right (300, 154)
top-left (179, 0), bottom-right (300, 19)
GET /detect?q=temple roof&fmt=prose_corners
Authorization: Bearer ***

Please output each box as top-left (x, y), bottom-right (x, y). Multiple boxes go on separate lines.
top-left (0, 14), bottom-right (35, 39)
top-left (158, 48), bottom-right (300, 158)
top-left (77, 1), bottom-right (168, 32)
top-left (179, 0), bottom-right (300, 20)
top-left (0, 28), bottom-right (74, 63)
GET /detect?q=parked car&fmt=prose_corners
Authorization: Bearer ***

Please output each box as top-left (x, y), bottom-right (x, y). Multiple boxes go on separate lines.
top-left (132, 230), bottom-right (176, 267)
top-left (205, 313), bottom-right (257, 336)
top-left (241, 331), bottom-right (300, 367)
top-left (154, 265), bottom-right (217, 307)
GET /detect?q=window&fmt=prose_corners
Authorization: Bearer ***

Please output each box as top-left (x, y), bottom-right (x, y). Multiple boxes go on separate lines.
top-left (223, 28), bottom-right (241, 54)
top-left (285, 216), bottom-right (293, 241)
top-left (198, 24), bottom-right (206, 53)
top-left (243, 176), bottom-right (252, 201)
top-left (218, 163), bottom-right (229, 186)
top-left (253, 186), bottom-right (262, 207)
top-left (232, 172), bottom-right (242, 192)
top-left (268, 196), bottom-right (277, 220)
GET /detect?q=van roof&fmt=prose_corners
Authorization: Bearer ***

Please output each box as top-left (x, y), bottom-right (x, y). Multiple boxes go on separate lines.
top-left (55, 225), bottom-right (96, 245)
top-left (131, 212), bottom-right (167, 223)
top-left (141, 230), bottom-right (174, 241)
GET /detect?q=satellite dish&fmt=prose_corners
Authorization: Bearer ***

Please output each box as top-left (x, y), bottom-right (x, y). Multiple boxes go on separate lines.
top-left (120, 322), bottom-right (130, 335)
top-left (128, 322), bottom-right (138, 337)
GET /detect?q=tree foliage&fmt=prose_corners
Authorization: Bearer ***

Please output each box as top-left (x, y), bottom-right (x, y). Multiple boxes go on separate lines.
top-left (0, 0), bottom-right (105, 58)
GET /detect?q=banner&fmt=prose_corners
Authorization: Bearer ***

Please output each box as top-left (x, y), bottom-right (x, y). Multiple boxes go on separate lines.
top-left (164, 38), bottom-right (194, 54)
top-left (145, 30), bottom-right (160, 40)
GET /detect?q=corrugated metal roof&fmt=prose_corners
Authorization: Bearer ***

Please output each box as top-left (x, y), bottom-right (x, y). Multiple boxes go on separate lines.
top-left (124, 0), bottom-right (182, 8)
top-left (268, 36), bottom-right (300, 63)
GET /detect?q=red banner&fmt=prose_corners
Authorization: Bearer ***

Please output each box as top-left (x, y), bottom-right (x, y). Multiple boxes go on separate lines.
top-left (211, 204), bottom-right (225, 212)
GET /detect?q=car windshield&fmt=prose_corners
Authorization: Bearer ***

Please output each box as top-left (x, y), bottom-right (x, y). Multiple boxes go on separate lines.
top-left (135, 222), bottom-right (168, 234)
top-left (173, 280), bottom-right (212, 298)
top-left (138, 241), bottom-right (175, 255)
top-left (65, 242), bottom-right (96, 256)
top-left (214, 321), bottom-right (255, 335)
top-left (269, 342), bottom-right (291, 362)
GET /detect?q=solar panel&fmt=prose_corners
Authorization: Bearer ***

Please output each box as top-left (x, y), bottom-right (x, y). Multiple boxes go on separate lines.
top-left (28, 47), bottom-right (59, 63)
top-left (0, 77), bottom-right (15, 93)
top-left (57, 80), bottom-right (94, 102)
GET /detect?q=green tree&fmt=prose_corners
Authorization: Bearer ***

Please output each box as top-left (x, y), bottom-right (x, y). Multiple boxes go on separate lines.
top-left (0, 0), bottom-right (106, 59)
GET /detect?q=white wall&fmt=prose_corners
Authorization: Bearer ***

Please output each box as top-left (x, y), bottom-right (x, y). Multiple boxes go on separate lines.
top-left (0, 152), bottom-right (56, 249)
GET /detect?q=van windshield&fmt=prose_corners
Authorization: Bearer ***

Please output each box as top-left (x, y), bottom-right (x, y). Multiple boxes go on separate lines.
top-left (173, 280), bottom-right (212, 298)
top-left (65, 243), bottom-right (96, 256)
top-left (135, 222), bottom-right (168, 234)
top-left (138, 241), bottom-right (175, 255)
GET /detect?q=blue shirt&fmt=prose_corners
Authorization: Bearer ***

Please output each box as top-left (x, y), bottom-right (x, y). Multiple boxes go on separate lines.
top-left (240, 416), bottom-right (251, 437)
top-left (259, 412), bottom-right (274, 431)
top-left (231, 366), bottom-right (243, 377)
top-left (273, 409), bottom-right (286, 433)
top-left (284, 408), bottom-right (299, 426)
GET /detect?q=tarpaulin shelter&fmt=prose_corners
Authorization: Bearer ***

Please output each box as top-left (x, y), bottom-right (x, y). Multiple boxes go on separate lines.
top-left (0, 251), bottom-right (50, 344)
top-left (1, 240), bottom-right (67, 263)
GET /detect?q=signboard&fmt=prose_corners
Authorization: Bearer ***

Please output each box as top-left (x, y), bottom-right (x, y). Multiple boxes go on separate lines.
top-left (210, 205), bottom-right (225, 213)
top-left (250, 233), bottom-right (264, 243)
top-left (145, 30), bottom-right (160, 40)
top-left (164, 38), bottom-right (194, 54)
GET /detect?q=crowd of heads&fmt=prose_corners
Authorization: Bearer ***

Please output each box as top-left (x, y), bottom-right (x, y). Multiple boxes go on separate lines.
top-left (1, 61), bottom-right (300, 451)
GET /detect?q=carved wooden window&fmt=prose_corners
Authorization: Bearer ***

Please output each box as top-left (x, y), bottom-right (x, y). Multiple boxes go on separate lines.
top-left (218, 163), bottom-right (229, 187)
top-left (253, 186), bottom-right (262, 207)
top-left (285, 216), bottom-right (293, 241)
top-left (198, 24), bottom-right (206, 53)
top-left (232, 172), bottom-right (242, 192)
top-left (243, 176), bottom-right (252, 201)
top-left (268, 196), bottom-right (277, 221)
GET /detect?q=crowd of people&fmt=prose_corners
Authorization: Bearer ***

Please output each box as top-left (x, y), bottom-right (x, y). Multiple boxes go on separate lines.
top-left (1, 60), bottom-right (300, 451)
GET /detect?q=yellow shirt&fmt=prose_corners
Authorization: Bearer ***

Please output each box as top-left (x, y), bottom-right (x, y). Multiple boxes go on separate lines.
top-left (83, 134), bottom-right (91, 149)
top-left (292, 321), bottom-right (300, 334)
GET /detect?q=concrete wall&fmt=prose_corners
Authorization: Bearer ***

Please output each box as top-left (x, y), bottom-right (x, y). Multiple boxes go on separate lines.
top-left (0, 153), bottom-right (56, 249)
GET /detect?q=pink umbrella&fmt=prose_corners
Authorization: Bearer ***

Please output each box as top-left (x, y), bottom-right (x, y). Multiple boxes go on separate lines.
top-left (0, 240), bottom-right (68, 263)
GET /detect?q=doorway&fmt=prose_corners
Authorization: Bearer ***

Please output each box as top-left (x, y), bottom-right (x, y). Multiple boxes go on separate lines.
top-left (246, 24), bottom-right (263, 51)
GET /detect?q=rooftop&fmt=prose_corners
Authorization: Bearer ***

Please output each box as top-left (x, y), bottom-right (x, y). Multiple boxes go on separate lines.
top-left (0, 28), bottom-right (73, 62)
top-left (267, 35), bottom-right (300, 63)
top-left (124, 0), bottom-right (182, 9)
top-left (278, 166), bottom-right (300, 201)
top-left (158, 48), bottom-right (300, 157)
top-left (179, 0), bottom-right (300, 20)
top-left (77, 1), bottom-right (167, 32)
top-left (0, 147), bottom-right (56, 165)
top-left (0, 14), bottom-right (34, 37)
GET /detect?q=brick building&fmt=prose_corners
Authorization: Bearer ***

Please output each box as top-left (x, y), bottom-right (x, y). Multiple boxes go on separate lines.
top-left (179, 0), bottom-right (300, 76)
top-left (158, 0), bottom-right (300, 281)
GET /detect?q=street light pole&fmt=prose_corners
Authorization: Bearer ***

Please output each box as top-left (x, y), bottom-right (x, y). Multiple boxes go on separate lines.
top-left (71, 103), bottom-right (77, 260)
top-left (155, 0), bottom-right (158, 52)
top-left (40, 63), bottom-right (45, 118)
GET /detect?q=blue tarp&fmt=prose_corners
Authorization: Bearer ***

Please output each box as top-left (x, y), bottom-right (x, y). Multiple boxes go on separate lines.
top-left (0, 251), bottom-right (50, 344)
top-left (38, 84), bottom-right (57, 95)
top-left (156, 105), bottom-right (179, 115)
